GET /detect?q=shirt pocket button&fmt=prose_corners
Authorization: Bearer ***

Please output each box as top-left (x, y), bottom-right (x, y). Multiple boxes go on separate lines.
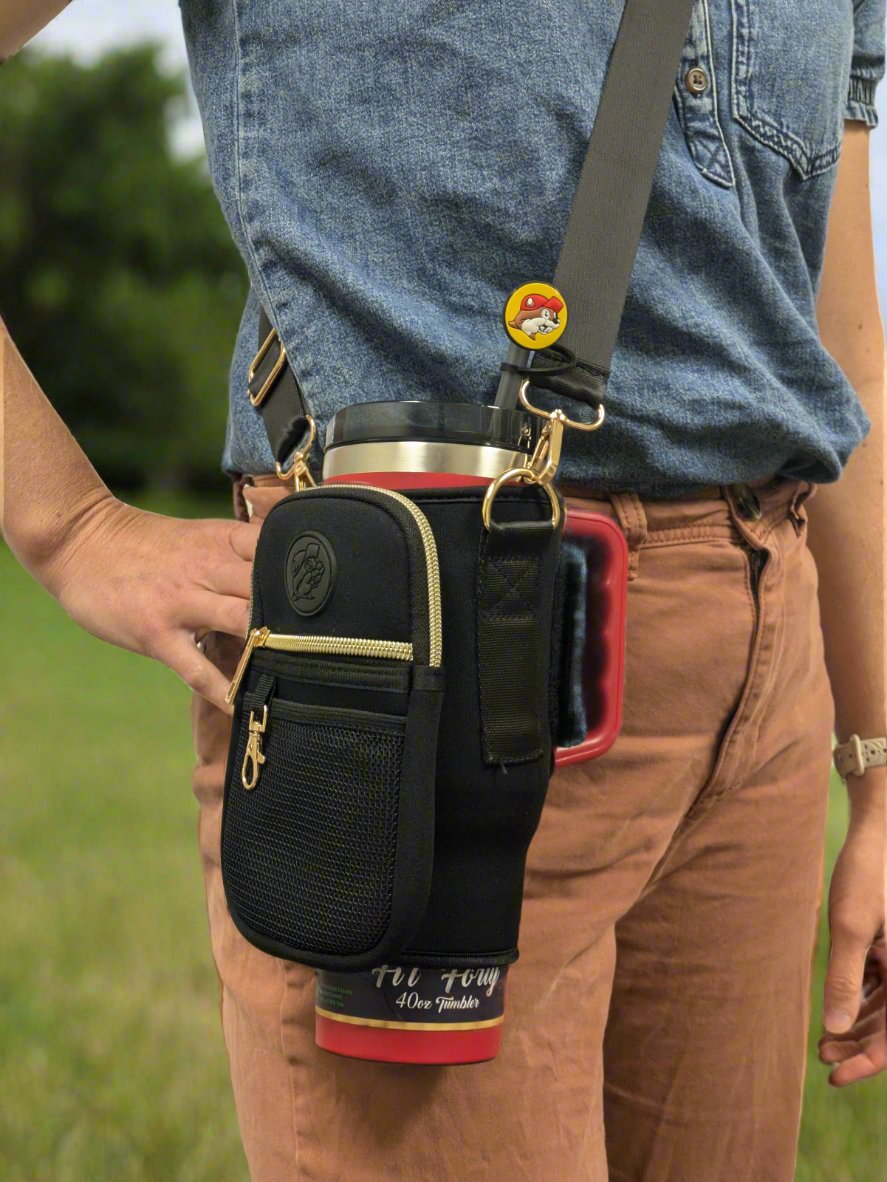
top-left (684, 66), bottom-right (709, 96)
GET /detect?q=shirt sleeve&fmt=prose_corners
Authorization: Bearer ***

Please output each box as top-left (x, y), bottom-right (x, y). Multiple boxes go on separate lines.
top-left (846, 0), bottom-right (886, 126)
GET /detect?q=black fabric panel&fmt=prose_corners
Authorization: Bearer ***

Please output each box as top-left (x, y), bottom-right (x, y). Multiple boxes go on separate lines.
top-left (222, 483), bottom-right (444, 970)
top-left (225, 483), bottom-right (564, 970)
top-left (526, 354), bottom-right (608, 410)
top-left (222, 669), bottom-right (443, 971)
top-left (477, 525), bottom-right (550, 765)
top-left (246, 652), bottom-right (411, 717)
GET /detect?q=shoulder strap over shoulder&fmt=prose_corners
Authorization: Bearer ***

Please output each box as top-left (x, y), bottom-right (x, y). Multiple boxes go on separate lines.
top-left (543, 0), bottom-right (695, 409)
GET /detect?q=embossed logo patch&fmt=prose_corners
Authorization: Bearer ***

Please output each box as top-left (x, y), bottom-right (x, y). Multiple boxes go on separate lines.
top-left (285, 531), bottom-right (336, 617)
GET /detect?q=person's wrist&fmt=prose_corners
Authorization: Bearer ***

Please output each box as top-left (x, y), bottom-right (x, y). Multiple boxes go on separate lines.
top-left (844, 764), bottom-right (886, 825)
top-left (34, 487), bottom-right (124, 599)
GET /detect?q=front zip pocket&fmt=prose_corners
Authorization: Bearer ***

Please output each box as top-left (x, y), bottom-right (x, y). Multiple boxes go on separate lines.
top-left (221, 482), bottom-right (445, 972)
top-left (227, 627), bottom-right (413, 704)
top-left (230, 484), bottom-right (442, 706)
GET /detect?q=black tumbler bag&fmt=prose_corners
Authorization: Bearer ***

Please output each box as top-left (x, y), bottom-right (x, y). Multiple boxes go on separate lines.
top-left (221, 0), bottom-right (695, 975)
top-left (222, 482), bottom-right (564, 971)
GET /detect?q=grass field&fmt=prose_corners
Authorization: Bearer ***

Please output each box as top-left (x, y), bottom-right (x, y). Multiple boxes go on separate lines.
top-left (1, 496), bottom-right (885, 1181)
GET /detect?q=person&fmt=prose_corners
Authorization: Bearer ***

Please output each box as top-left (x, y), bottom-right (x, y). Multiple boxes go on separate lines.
top-left (1, 2), bottom-right (885, 1179)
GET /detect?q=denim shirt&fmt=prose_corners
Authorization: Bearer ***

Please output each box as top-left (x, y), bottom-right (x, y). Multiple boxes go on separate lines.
top-left (181, 0), bottom-right (885, 495)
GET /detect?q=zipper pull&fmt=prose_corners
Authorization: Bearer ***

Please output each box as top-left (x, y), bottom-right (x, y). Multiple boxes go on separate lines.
top-left (226, 626), bottom-right (270, 706)
top-left (241, 705), bottom-right (268, 790)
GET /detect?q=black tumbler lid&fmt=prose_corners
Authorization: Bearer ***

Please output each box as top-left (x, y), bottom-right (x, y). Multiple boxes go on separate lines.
top-left (324, 401), bottom-right (536, 453)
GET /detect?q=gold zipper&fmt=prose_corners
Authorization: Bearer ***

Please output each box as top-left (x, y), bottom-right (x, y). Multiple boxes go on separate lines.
top-left (232, 483), bottom-right (442, 705)
top-left (317, 484), bottom-right (442, 667)
top-left (226, 627), bottom-right (414, 705)
top-left (244, 484), bottom-right (441, 657)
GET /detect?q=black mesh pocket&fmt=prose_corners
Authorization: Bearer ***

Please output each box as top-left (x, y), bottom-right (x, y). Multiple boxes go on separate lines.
top-left (223, 699), bottom-right (406, 960)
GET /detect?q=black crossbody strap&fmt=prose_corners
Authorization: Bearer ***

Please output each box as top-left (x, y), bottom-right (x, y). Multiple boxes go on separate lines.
top-left (247, 305), bottom-right (312, 468)
top-left (551, 0), bottom-right (694, 388)
top-left (250, 0), bottom-right (693, 460)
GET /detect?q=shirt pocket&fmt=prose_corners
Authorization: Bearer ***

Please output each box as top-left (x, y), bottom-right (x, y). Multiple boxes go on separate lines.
top-left (730, 0), bottom-right (854, 178)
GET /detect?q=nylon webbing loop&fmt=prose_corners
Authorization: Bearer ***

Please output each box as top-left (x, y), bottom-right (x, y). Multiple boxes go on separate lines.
top-left (476, 520), bottom-right (557, 765)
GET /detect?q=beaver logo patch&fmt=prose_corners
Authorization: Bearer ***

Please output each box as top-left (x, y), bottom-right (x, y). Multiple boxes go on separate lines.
top-left (285, 531), bottom-right (336, 617)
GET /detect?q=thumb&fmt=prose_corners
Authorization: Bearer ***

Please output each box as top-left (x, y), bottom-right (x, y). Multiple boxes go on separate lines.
top-left (823, 923), bottom-right (867, 1034)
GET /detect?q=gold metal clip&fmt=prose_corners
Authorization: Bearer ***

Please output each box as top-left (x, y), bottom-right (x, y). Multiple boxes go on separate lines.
top-left (275, 416), bottom-right (318, 491)
top-left (518, 377), bottom-right (606, 435)
top-left (481, 379), bottom-right (605, 531)
top-left (241, 705), bottom-right (269, 790)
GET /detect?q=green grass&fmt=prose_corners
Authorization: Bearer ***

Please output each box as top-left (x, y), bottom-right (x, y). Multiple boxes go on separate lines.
top-left (796, 789), bottom-right (887, 1182)
top-left (0, 495), bottom-right (246, 1182)
top-left (1, 495), bottom-right (884, 1180)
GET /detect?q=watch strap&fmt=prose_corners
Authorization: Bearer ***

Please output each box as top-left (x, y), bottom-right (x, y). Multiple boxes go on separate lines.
top-left (833, 734), bottom-right (887, 779)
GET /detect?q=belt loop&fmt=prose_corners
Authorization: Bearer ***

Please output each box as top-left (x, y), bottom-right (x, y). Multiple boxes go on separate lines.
top-left (789, 479), bottom-right (816, 531)
top-left (609, 491), bottom-right (648, 580)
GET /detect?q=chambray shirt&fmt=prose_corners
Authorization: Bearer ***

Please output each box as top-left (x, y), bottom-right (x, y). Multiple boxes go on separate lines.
top-left (181, 0), bottom-right (885, 496)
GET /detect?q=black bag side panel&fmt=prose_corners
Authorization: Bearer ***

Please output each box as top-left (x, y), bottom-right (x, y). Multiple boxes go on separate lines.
top-left (403, 488), bottom-right (562, 965)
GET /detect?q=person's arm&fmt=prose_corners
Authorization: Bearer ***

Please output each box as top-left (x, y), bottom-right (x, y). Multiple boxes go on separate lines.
top-left (0, 0), bottom-right (69, 60)
top-left (808, 121), bottom-right (886, 1085)
top-left (0, 321), bottom-right (259, 710)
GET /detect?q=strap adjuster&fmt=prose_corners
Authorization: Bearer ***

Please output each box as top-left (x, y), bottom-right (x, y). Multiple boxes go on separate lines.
top-left (248, 327), bottom-right (287, 408)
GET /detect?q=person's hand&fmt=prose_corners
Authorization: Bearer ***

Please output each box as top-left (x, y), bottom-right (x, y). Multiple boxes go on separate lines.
top-left (819, 785), bottom-right (886, 1086)
top-left (41, 493), bottom-right (260, 712)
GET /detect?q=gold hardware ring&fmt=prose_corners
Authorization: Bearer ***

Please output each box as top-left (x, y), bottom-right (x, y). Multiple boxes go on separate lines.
top-left (481, 466), bottom-right (562, 531)
top-left (248, 327), bottom-right (288, 408)
top-left (518, 378), bottom-right (606, 433)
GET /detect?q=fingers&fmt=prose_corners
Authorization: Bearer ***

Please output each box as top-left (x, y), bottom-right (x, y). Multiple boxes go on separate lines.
top-left (192, 592), bottom-right (251, 641)
top-left (155, 632), bottom-right (234, 714)
top-left (227, 518), bottom-right (261, 562)
top-left (819, 1035), bottom-right (862, 1065)
top-left (819, 1001), bottom-right (881, 1062)
top-left (820, 941), bottom-right (887, 1086)
top-left (206, 555), bottom-right (253, 600)
top-left (827, 1041), bottom-right (887, 1087)
top-left (823, 924), bottom-right (869, 1034)
top-left (820, 983), bottom-right (884, 1048)
top-left (192, 520), bottom-right (257, 597)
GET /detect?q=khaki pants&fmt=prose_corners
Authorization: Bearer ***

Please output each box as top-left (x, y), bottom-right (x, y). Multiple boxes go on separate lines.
top-left (192, 476), bottom-right (834, 1182)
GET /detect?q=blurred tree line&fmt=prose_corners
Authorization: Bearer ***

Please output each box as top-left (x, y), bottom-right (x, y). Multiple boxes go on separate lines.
top-left (0, 46), bottom-right (248, 491)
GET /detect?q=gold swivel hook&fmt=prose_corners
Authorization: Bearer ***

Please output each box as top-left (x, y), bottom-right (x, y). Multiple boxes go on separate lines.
top-left (481, 380), bottom-right (605, 531)
top-left (275, 416), bottom-right (318, 491)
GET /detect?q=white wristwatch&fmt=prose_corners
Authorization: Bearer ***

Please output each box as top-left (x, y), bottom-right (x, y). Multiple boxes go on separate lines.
top-left (832, 734), bottom-right (887, 780)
